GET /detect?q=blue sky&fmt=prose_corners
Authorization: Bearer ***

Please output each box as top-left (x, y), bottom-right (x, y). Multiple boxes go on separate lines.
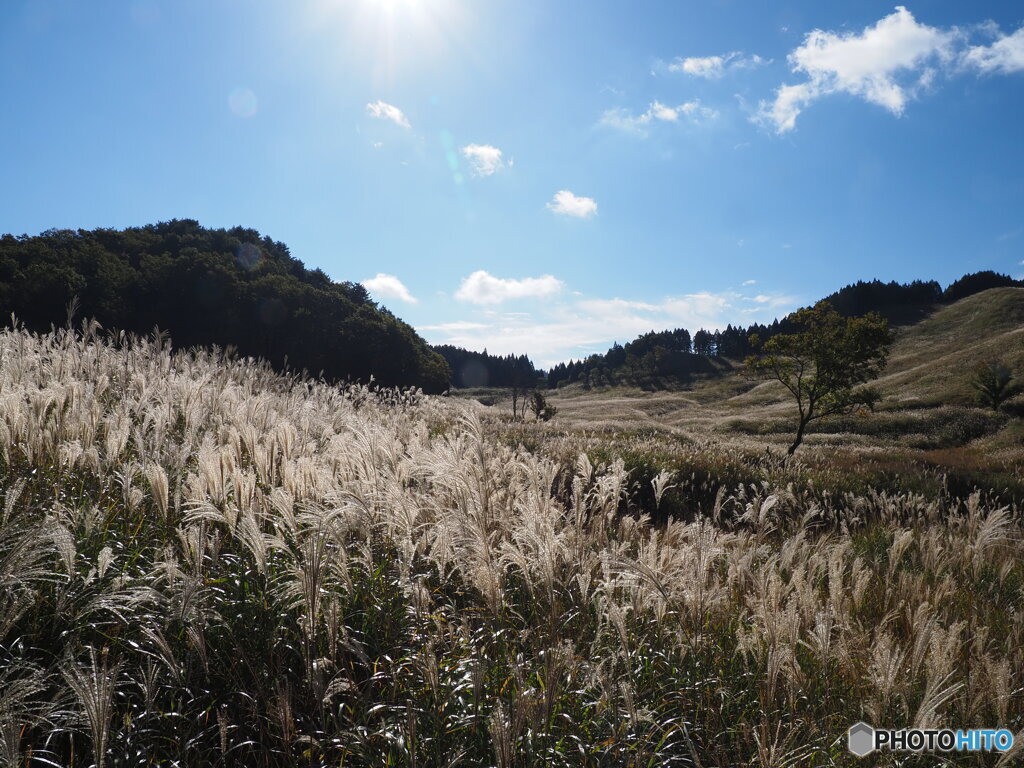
top-left (2, 1), bottom-right (1023, 365)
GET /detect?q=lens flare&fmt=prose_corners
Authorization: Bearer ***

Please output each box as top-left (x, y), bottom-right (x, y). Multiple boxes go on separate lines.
top-left (228, 88), bottom-right (259, 118)
top-left (236, 243), bottom-right (262, 270)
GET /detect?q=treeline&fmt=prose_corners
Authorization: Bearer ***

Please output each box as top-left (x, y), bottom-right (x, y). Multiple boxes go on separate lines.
top-left (547, 271), bottom-right (1023, 391)
top-left (820, 278), bottom-right (942, 323)
top-left (820, 272), bottom-right (1023, 323)
top-left (433, 345), bottom-right (543, 389)
top-left (942, 271), bottom-right (1023, 303)
top-left (546, 327), bottom-right (748, 390)
top-left (0, 221), bottom-right (450, 392)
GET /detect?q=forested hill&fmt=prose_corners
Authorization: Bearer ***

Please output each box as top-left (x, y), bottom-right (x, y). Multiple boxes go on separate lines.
top-left (0, 221), bottom-right (450, 392)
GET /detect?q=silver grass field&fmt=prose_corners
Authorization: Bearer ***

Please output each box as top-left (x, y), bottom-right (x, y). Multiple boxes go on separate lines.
top-left (0, 323), bottom-right (1022, 767)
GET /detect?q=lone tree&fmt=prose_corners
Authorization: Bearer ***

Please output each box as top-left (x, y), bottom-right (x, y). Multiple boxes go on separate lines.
top-left (747, 301), bottom-right (894, 455)
top-left (971, 360), bottom-right (1019, 411)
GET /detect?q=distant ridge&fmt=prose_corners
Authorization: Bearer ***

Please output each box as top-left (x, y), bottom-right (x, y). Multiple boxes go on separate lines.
top-left (820, 271), bottom-right (1024, 325)
top-left (543, 271), bottom-right (1023, 391)
top-left (433, 345), bottom-right (542, 389)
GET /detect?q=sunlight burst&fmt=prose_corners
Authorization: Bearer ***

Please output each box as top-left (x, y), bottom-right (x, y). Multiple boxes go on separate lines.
top-left (311, 0), bottom-right (465, 84)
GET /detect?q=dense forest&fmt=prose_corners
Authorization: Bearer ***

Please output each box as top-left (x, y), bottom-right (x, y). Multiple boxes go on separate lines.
top-left (0, 221), bottom-right (451, 392)
top-left (433, 345), bottom-right (543, 389)
top-left (546, 271), bottom-right (1023, 390)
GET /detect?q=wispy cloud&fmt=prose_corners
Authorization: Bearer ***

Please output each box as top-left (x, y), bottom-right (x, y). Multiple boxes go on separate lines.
top-left (547, 190), bottom-right (598, 218)
top-left (362, 273), bottom-right (417, 303)
top-left (366, 100), bottom-right (411, 128)
top-left (964, 26), bottom-right (1024, 74)
top-left (600, 100), bottom-right (718, 134)
top-left (417, 320), bottom-right (490, 332)
top-left (460, 144), bottom-right (506, 176)
top-left (454, 271), bottom-right (564, 305)
top-left (669, 52), bottom-right (767, 78)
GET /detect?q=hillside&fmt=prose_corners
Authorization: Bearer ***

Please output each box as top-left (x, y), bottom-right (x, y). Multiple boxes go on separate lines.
top-left (724, 287), bottom-right (1024, 410)
top-left (0, 221), bottom-right (450, 392)
top-left (876, 287), bottom-right (1024, 406)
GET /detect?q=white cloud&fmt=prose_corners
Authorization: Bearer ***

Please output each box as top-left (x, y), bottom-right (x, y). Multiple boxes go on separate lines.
top-left (757, 6), bottom-right (957, 133)
top-left (362, 273), bottom-right (417, 304)
top-left (547, 190), bottom-right (598, 219)
top-left (669, 52), bottom-right (767, 78)
top-left (454, 271), bottom-right (564, 305)
top-left (460, 144), bottom-right (505, 176)
top-left (964, 26), bottom-right (1024, 73)
top-left (600, 100), bottom-right (718, 133)
top-left (759, 82), bottom-right (816, 134)
top-left (742, 279), bottom-right (757, 286)
top-left (674, 55), bottom-right (727, 78)
top-left (366, 100), bottom-right (411, 128)
top-left (420, 287), bottom-right (796, 366)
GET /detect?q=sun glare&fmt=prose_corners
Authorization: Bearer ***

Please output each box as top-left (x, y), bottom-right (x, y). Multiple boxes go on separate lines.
top-left (310, 0), bottom-right (466, 85)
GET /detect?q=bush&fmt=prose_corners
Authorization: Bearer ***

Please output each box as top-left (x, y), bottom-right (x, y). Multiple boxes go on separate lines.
top-left (528, 390), bottom-right (557, 421)
top-left (972, 359), bottom-right (1020, 411)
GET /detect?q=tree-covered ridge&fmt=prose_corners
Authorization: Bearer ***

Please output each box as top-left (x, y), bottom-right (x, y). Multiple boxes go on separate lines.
top-left (433, 345), bottom-right (543, 389)
top-left (819, 278), bottom-right (942, 324)
top-left (0, 220), bottom-right (450, 392)
top-left (942, 270), bottom-right (1023, 303)
top-left (546, 272), bottom-right (1023, 391)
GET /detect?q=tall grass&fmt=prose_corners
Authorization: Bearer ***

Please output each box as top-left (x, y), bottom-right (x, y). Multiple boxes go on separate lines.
top-left (0, 323), bottom-right (1021, 766)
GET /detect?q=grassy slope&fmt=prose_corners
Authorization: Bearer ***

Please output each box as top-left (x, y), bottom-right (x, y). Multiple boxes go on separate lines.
top-left (876, 287), bottom-right (1024, 406)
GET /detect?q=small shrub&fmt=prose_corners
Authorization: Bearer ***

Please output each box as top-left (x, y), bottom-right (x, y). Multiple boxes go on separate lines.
top-left (972, 359), bottom-right (1020, 411)
top-left (527, 390), bottom-right (557, 421)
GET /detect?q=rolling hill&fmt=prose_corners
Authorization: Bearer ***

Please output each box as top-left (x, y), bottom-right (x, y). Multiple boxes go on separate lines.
top-left (875, 287), bottom-right (1024, 406)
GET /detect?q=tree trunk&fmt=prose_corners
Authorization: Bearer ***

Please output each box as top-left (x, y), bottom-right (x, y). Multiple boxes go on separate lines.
top-left (787, 417), bottom-right (808, 455)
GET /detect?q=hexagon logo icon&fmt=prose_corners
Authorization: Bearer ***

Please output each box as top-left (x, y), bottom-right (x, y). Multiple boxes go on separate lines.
top-left (848, 722), bottom-right (874, 756)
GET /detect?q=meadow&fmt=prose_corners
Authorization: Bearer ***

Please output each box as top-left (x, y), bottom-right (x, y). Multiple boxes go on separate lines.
top-left (2, 321), bottom-right (1023, 767)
